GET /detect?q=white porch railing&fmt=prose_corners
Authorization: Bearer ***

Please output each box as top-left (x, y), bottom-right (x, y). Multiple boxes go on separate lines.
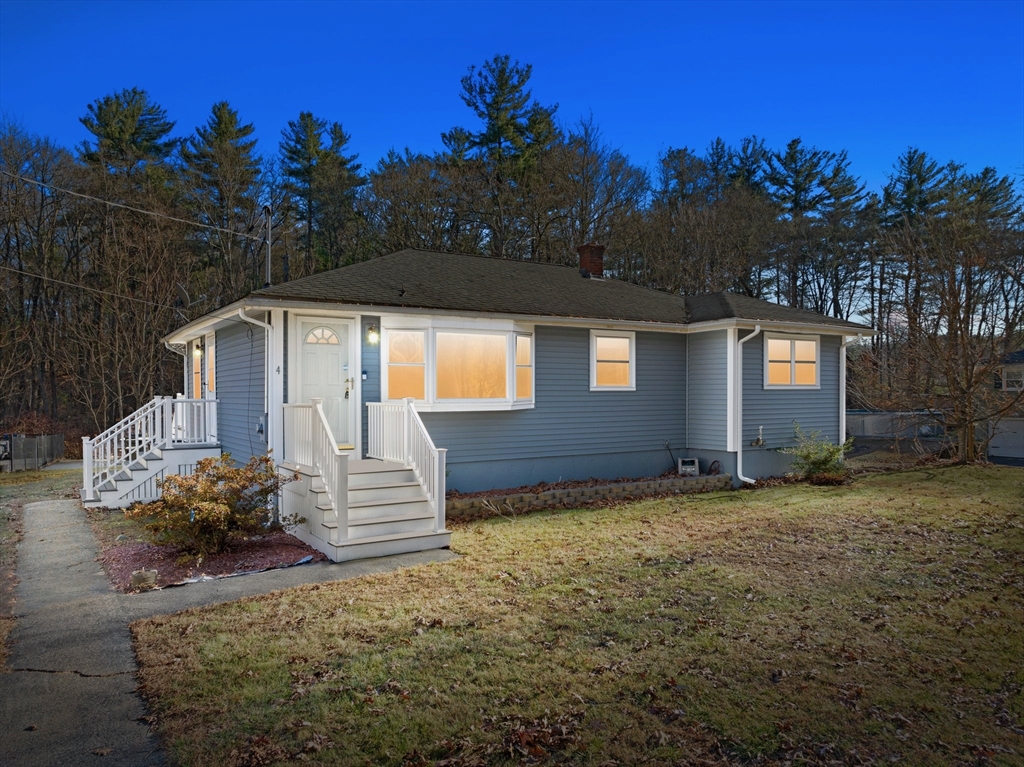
top-left (82, 396), bottom-right (217, 501)
top-left (282, 404), bottom-right (314, 469)
top-left (367, 399), bottom-right (447, 532)
top-left (310, 398), bottom-right (348, 543)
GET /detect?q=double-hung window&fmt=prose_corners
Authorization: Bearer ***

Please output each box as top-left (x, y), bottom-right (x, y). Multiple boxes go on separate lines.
top-left (764, 333), bottom-right (819, 389)
top-left (590, 330), bottom-right (635, 391)
top-left (382, 321), bottom-right (534, 410)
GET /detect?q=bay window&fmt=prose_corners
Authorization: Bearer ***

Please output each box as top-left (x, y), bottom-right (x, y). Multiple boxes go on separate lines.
top-left (382, 320), bottom-right (534, 410)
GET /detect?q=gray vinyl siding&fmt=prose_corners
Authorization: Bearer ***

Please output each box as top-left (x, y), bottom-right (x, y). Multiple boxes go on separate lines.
top-left (742, 333), bottom-right (841, 447)
top-left (360, 315), bottom-right (381, 457)
top-left (418, 326), bottom-right (686, 492)
top-left (215, 319), bottom-right (267, 464)
top-left (685, 330), bottom-right (729, 450)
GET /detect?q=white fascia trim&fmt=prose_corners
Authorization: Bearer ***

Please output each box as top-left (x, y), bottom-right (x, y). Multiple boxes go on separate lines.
top-left (163, 299), bottom-right (249, 344)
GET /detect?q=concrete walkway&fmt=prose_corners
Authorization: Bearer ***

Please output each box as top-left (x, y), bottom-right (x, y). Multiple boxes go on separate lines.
top-left (1, 500), bottom-right (456, 766)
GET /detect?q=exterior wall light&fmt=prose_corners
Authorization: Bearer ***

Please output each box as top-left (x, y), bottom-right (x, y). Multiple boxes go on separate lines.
top-left (366, 324), bottom-right (380, 345)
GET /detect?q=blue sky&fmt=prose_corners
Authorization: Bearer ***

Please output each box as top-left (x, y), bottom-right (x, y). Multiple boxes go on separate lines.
top-left (1, 0), bottom-right (1021, 194)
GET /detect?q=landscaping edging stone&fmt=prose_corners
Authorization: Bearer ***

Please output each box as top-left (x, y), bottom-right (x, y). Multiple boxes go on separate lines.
top-left (446, 473), bottom-right (732, 519)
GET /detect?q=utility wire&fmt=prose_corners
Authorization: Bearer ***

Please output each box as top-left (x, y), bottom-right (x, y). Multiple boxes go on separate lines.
top-left (0, 264), bottom-right (174, 309)
top-left (0, 170), bottom-right (266, 242)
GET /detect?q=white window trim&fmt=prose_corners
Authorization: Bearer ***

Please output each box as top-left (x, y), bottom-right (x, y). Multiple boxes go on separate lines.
top-left (763, 332), bottom-right (820, 390)
top-left (1002, 366), bottom-right (1024, 392)
top-left (590, 329), bottom-right (636, 391)
top-left (381, 318), bottom-right (535, 412)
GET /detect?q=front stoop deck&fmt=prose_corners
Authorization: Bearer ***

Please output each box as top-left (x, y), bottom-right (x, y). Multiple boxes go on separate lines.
top-left (281, 458), bottom-right (451, 563)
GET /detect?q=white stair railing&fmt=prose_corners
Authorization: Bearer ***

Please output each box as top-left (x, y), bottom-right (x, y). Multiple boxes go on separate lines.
top-left (282, 404), bottom-right (314, 468)
top-left (82, 397), bottom-right (218, 502)
top-left (310, 398), bottom-right (349, 543)
top-left (367, 399), bottom-right (447, 532)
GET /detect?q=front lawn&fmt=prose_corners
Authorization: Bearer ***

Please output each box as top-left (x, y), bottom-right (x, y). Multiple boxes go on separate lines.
top-left (132, 466), bottom-right (1023, 765)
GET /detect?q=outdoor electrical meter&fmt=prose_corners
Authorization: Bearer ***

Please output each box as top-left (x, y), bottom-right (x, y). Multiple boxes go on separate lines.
top-left (677, 458), bottom-right (699, 477)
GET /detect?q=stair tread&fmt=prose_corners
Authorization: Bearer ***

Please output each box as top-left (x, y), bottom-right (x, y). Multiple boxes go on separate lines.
top-left (349, 496), bottom-right (428, 509)
top-left (349, 460), bottom-right (408, 475)
top-left (348, 510), bottom-right (434, 526)
top-left (337, 529), bottom-right (449, 546)
top-left (349, 481), bottom-right (422, 492)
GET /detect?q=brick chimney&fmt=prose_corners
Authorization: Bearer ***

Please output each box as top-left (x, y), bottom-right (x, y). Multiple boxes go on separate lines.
top-left (577, 243), bottom-right (605, 278)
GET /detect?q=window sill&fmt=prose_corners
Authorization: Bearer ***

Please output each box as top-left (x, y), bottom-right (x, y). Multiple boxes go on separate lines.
top-left (763, 384), bottom-right (821, 391)
top-left (385, 400), bottom-right (535, 412)
top-left (589, 385), bottom-right (637, 392)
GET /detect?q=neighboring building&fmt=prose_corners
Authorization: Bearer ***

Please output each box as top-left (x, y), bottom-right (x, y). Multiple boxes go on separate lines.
top-left (82, 246), bottom-right (872, 561)
top-left (990, 349), bottom-right (1024, 464)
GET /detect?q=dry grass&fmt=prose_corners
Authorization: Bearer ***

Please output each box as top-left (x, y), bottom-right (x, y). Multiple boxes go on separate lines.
top-left (132, 466), bottom-right (1023, 766)
top-left (0, 469), bottom-right (80, 668)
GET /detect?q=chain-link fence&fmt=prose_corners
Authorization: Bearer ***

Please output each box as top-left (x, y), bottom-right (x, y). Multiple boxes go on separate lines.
top-left (0, 434), bottom-right (65, 472)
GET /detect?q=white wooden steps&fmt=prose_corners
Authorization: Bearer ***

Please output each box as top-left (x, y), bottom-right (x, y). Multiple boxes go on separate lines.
top-left (282, 458), bottom-right (451, 563)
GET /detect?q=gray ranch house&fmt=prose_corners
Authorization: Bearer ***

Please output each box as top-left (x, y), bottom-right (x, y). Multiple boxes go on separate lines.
top-left (81, 246), bottom-right (871, 562)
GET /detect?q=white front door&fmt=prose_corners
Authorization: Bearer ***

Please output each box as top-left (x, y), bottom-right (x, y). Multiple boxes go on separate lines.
top-left (299, 319), bottom-right (355, 449)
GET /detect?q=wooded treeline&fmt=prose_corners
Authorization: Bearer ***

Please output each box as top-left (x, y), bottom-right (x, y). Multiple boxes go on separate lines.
top-left (2, 56), bottom-right (1021, 459)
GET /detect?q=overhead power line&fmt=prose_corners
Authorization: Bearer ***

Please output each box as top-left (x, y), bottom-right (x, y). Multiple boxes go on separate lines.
top-left (0, 170), bottom-right (266, 242)
top-left (0, 264), bottom-right (174, 309)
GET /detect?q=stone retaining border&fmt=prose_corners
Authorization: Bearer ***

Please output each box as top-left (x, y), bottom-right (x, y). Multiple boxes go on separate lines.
top-left (446, 473), bottom-right (733, 520)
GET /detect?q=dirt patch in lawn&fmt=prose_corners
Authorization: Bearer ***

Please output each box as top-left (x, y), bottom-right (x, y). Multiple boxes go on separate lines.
top-left (86, 506), bottom-right (326, 593)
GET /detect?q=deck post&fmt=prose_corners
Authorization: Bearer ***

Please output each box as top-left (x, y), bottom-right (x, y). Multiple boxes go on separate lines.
top-left (82, 437), bottom-right (93, 501)
top-left (163, 396), bottom-right (174, 447)
top-left (334, 453), bottom-right (349, 544)
top-left (403, 398), bottom-right (412, 465)
top-left (435, 448), bottom-right (446, 532)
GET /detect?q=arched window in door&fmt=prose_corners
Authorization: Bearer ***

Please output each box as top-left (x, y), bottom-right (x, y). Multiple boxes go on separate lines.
top-left (305, 327), bottom-right (340, 345)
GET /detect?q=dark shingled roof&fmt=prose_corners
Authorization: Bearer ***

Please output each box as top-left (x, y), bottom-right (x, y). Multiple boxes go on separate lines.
top-left (252, 249), bottom-right (870, 330)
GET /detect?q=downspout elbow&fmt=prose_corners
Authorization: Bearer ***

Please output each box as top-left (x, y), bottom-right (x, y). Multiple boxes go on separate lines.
top-left (237, 308), bottom-right (272, 332)
top-left (736, 324), bottom-right (762, 485)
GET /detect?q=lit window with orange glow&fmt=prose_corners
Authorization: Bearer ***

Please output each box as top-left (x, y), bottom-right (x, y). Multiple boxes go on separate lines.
top-left (764, 335), bottom-right (819, 388)
top-left (590, 331), bottom-right (635, 390)
top-left (436, 332), bottom-right (507, 399)
top-left (515, 335), bottom-right (533, 400)
top-left (387, 331), bottom-right (425, 400)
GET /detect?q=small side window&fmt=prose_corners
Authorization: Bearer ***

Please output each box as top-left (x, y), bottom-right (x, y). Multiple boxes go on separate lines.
top-left (764, 334), bottom-right (819, 388)
top-left (590, 331), bottom-right (635, 391)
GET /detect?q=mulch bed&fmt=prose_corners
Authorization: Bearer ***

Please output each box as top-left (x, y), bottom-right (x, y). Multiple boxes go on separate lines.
top-left (97, 531), bottom-right (326, 593)
top-left (445, 466), bottom-right (693, 500)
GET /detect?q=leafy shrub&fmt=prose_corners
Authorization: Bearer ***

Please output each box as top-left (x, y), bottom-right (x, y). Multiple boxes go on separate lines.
top-left (126, 453), bottom-right (296, 557)
top-left (782, 424), bottom-right (854, 484)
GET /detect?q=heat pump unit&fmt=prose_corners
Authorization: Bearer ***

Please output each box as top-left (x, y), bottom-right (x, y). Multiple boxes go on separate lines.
top-left (677, 458), bottom-right (699, 477)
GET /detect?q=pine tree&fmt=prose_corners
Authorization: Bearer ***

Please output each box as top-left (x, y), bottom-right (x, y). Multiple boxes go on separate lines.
top-left (79, 88), bottom-right (176, 174)
top-left (181, 102), bottom-right (263, 299)
top-left (280, 112), bottom-right (361, 273)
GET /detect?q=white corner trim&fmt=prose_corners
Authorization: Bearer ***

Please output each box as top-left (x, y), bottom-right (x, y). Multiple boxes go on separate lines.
top-left (726, 328), bottom-right (737, 452)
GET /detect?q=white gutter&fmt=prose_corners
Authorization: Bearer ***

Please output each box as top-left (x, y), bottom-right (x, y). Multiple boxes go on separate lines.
top-left (236, 309), bottom-right (273, 437)
top-left (735, 324), bottom-right (762, 485)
